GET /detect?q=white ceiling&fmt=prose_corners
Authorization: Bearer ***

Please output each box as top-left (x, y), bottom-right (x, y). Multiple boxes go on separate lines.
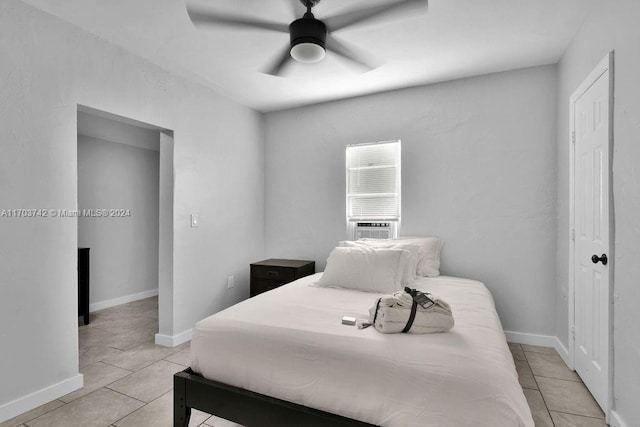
top-left (22, 0), bottom-right (592, 112)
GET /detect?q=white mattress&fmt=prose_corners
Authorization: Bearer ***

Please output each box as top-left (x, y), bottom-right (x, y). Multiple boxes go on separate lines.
top-left (191, 274), bottom-right (534, 427)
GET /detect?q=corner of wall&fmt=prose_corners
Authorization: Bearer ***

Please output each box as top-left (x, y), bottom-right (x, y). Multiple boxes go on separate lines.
top-left (154, 329), bottom-right (192, 348)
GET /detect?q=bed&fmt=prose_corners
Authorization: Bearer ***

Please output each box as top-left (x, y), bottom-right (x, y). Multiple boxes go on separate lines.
top-left (174, 273), bottom-right (533, 426)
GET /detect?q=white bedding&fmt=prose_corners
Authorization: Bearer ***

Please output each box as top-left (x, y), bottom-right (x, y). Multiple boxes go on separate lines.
top-left (191, 274), bottom-right (534, 427)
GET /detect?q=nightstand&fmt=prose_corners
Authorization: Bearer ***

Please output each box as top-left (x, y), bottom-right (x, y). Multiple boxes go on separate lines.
top-left (250, 259), bottom-right (315, 297)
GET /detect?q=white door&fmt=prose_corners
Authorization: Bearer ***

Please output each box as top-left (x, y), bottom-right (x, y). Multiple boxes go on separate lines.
top-left (572, 54), bottom-right (612, 414)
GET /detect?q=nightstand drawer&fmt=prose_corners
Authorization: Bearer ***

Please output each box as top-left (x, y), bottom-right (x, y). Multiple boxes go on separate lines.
top-left (251, 266), bottom-right (295, 282)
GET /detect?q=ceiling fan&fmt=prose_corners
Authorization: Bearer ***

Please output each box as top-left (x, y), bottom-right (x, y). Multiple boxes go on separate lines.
top-left (187, 0), bottom-right (428, 76)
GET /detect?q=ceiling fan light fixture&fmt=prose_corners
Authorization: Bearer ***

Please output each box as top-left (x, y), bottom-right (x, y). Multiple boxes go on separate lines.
top-left (290, 42), bottom-right (325, 63)
top-left (289, 14), bottom-right (327, 64)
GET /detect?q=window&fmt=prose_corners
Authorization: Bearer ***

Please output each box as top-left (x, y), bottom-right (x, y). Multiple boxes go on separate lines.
top-left (346, 140), bottom-right (401, 236)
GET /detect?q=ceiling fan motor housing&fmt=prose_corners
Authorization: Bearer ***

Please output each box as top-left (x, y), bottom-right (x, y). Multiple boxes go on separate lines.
top-left (290, 14), bottom-right (327, 52)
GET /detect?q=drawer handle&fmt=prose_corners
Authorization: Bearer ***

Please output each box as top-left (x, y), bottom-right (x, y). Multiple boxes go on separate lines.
top-left (266, 270), bottom-right (279, 277)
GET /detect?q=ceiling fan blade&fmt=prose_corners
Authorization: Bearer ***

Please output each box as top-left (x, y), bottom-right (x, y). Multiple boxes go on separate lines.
top-left (263, 45), bottom-right (293, 76)
top-left (187, 7), bottom-right (289, 33)
top-left (324, 0), bottom-right (427, 31)
top-left (326, 35), bottom-right (380, 70)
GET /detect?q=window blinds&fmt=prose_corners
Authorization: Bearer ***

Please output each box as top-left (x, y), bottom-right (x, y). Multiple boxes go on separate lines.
top-left (346, 140), bottom-right (401, 221)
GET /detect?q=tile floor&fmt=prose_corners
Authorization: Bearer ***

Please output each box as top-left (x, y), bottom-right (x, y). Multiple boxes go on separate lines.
top-left (1, 297), bottom-right (608, 427)
top-left (509, 343), bottom-right (607, 427)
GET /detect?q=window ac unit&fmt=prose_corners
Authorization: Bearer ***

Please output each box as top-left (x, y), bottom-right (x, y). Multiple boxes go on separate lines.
top-left (349, 222), bottom-right (397, 240)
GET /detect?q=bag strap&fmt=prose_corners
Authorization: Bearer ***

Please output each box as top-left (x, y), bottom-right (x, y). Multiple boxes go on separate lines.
top-left (402, 287), bottom-right (433, 333)
top-left (372, 297), bottom-right (383, 326)
top-left (402, 299), bottom-right (418, 333)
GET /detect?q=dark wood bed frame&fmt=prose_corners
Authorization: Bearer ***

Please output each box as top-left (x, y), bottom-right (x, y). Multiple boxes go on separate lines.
top-left (174, 368), bottom-right (377, 427)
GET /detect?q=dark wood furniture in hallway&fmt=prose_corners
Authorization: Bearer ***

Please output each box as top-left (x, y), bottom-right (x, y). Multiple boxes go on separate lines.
top-left (78, 247), bottom-right (90, 325)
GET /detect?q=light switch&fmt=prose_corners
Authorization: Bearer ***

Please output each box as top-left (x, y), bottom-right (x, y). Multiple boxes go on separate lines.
top-left (191, 214), bottom-right (199, 228)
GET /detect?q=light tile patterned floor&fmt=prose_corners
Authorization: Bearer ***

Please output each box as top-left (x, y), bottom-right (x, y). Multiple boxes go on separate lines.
top-left (509, 343), bottom-right (607, 426)
top-left (1, 297), bottom-right (607, 427)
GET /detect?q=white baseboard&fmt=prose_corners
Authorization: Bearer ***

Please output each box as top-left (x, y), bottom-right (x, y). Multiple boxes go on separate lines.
top-left (610, 410), bottom-right (628, 427)
top-left (89, 288), bottom-right (158, 313)
top-left (504, 331), bottom-right (556, 348)
top-left (554, 337), bottom-right (571, 367)
top-left (0, 374), bottom-right (83, 423)
top-left (505, 333), bottom-right (572, 367)
top-left (155, 328), bottom-right (192, 348)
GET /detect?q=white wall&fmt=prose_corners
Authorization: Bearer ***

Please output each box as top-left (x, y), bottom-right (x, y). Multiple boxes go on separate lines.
top-left (0, 0), bottom-right (263, 420)
top-left (556, 0), bottom-right (640, 425)
top-left (264, 65), bottom-right (558, 336)
top-left (77, 133), bottom-right (160, 306)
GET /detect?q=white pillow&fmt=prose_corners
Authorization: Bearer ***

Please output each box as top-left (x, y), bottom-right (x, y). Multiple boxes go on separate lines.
top-left (338, 240), bottom-right (419, 285)
top-left (318, 246), bottom-right (409, 293)
top-left (361, 236), bottom-right (444, 277)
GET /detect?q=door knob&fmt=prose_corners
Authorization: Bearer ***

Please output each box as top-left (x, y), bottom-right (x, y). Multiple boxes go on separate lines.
top-left (591, 254), bottom-right (608, 265)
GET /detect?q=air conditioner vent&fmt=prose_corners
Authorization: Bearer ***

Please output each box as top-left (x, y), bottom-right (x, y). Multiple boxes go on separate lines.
top-left (349, 221), bottom-right (397, 240)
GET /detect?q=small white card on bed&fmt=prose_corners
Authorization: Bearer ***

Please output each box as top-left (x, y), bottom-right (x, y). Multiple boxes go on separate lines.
top-left (341, 316), bottom-right (356, 325)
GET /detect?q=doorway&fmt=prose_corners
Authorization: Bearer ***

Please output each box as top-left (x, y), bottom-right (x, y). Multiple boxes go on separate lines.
top-left (569, 51), bottom-right (614, 419)
top-left (76, 106), bottom-right (174, 348)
